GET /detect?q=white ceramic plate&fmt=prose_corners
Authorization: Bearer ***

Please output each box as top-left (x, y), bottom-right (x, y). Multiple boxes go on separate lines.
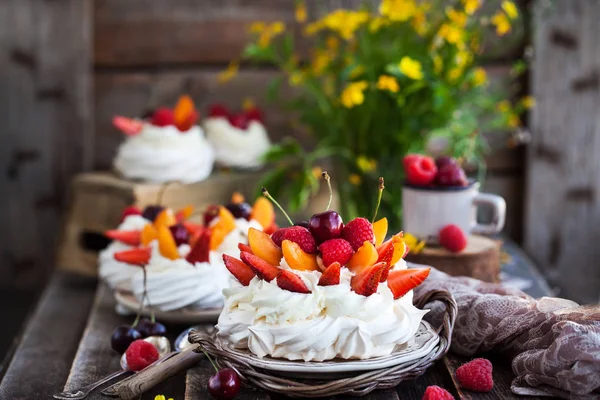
top-left (218, 320), bottom-right (440, 377)
top-left (114, 291), bottom-right (222, 324)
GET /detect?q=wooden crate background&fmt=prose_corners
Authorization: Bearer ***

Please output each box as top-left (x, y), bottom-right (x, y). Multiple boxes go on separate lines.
top-left (0, 0), bottom-right (529, 292)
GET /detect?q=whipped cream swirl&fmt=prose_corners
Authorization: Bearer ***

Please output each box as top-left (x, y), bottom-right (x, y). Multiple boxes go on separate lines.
top-left (217, 260), bottom-right (428, 361)
top-left (203, 118), bottom-right (271, 169)
top-left (114, 124), bottom-right (215, 183)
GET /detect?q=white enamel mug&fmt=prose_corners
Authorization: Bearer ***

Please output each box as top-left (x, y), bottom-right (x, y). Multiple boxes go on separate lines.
top-left (402, 182), bottom-right (506, 241)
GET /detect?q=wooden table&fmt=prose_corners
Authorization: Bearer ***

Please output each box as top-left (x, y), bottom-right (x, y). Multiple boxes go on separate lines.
top-left (0, 241), bottom-right (554, 400)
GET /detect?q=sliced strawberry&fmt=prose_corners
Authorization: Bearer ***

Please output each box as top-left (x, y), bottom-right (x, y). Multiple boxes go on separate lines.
top-left (222, 254), bottom-right (256, 286)
top-left (183, 221), bottom-right (204, 236)
top-left (386, 268), bottom-right (430, 299)
top-left (240, 251), bottom-right (279, 281)
top-left (238, 243), bottom-right (253, 254)
top-left (114, 247), bottom-right (151, 265)
top-left (105, 230), bottom-right (141, 246)
top-left (186, 229), bottom-right (210, 264)
top-left (112, 116), bottom-right (143, 136)
top-left (377, 240), bottom-right (395, 282)
top-left (318, 262), bottom-right (341, 286)
top-left (277, 269), bottom-right (311, 293)
top-left (351, 262), bottom-right (386, 296)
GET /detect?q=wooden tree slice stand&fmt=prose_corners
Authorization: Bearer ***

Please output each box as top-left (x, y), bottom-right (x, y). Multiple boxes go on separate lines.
top-left (405, 235), bottom-right (502, 283)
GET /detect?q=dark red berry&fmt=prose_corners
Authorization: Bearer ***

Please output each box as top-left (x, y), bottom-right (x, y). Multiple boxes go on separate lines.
top-left (435, 156), bottom-right (456, 170)
top-left (228, 114), bottom-right (250, 130)
top-left (208, 104), bottom-right (230, 119)
top-left (111, 325), bottom-right (142, 354)
top-left (308, 211), bottom-right (344, 244)
top-left (207, 368), bottom-right (241, 400)
top-left (142, 205), bottom-right (164, 222)
top-left (295, 220), bottom-right (309, 228)
top-left (169, 223), bottom-right (190, 246)
top-left (225, 202), bottom-right (252, 220)
top-left (245, 107), bottom-right (264, 123)
top-left (151, 107), bottom-right (175, 127)
top-left (203, 205), bottom-right (220, 226)
top-left (435, 163), bottom-right (469, 187)
top-left (135, 318), bottom-right (167, 338)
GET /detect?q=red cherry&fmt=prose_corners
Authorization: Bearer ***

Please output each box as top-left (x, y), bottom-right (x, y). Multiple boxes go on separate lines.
top-left (245, 107), bottom-right (264, 123)
top-left (208, 104), bottom-right (230, 119)
top-left (405, 156), bottom-right (437, 186)
top-left (169, 223), bottom-right (190, 246)
top-left (308, 211), bottom-right (344, 244)
top-left (207, 368), bottom-right (241, 400)
top-left (228, 114), bottom-right (250, 130)
top-left (203, 205), bottom-right (220, 227)
top-left (151, 107), bottom-right (175, 127)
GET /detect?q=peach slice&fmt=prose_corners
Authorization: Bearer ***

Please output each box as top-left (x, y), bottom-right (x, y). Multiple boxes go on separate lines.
top-left (377, 235), bottom-right (406, 266)
top-left (213, 206), bottom-right (236, 234)
top-left (174, 95), bottom-right (195, 126)
top-left (347, 241), bottom-right (379, 273)
top-left (154, 209), bottom-right (176, 228)
top-left (231, 192), bottom-right (245, 204)
top-left (157, 224), bottom-right (179, 260)
top-left (140, 224), bottom-right (158, 246)
top-left (282, 240), bottom-right (319, 271)
top-left (250, 197), bottom-right (275, 228)
top-left (372, 217), bottom-right (388, 246)
top-left (391, 237), bottom-right (407, 265)
top-left (175, 205), bottom-right (194, 221)
top-left (210, 226), bottom-right (228, 251)
top-left (248, 227), bottom-right (282, 266)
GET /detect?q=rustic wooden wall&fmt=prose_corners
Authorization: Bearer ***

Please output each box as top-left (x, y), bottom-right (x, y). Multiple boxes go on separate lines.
top-left (525, 0), bottom-right (600, 304)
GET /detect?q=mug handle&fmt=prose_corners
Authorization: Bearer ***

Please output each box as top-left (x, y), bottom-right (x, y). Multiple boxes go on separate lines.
top-left (472, 193), bottom-right (506, 235)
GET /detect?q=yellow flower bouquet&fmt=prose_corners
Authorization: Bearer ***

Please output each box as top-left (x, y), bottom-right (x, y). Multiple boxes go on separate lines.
top-left (234, 0), bottom-right (527, 227)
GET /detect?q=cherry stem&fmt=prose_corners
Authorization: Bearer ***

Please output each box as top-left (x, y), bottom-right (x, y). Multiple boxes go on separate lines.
top-left (132, 265), bottom-right (148, 327)
top-left (371, 177), bottom-right (385, 223)
top-left (262, 187), bottom-right (293, 226)
top-left (322, 171), bottom-right (333, 211)
top-left (156, 181), bottom-right (180, 205)
top-left (199, 349), bottom-right (220, 373)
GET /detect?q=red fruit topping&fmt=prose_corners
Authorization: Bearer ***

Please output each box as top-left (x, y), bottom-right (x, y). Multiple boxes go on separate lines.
top-left (405, 155), bottom-right (437, 186)
top-left (422, 385), bottom-right (455, 400)
top-left (308, 211), bottom-right (344, 244)
top-left (223, 254), bottom-right (256, 286)
top-left (120, 206), bottom-right (142, 222)
top-left (271, 228), bottom-right (288, 247)
top-left (439, 224), bottom-right (467, 253)
top-left (208, 368), bottom-right (241, 400)
top-left (173, 95), bottom-right (199, 132)
top-left (318, 262), bottom-right (341, 286)
top-left (435, 163), bottom-right (469, 187)
top-left (455, 358), bottom-right (494, 392)
top-left (342, 217), bottom-right (375, 251)
top-left (276, 269), bottom-right (311, 293)
top-left (112, 116), bottom-right (144, 136)
top-left (169, 223), bottom-right (190, 246)
top-left (229, 113), bottom-right (250, 130)
top-left (245, 107), bottom-right (264, 123)
top-left (240, 251), bottom-right (279, 281)
top-left (175, 109), bottom-right (199, 132)
top-left (351, 262), bottom-right (386, 296)
top-left (208, 103), bottom-right (231, 119)
top-left (386, 268), bottom-right (430, 299)
top-left (151, 107), bottom-right (175, 127)
top-left (434, 156), bottom-right (456, 170)
top-left (125, 339), bottom-right (159, 372)
top-left (114, 247), bottom-right (151, 266)
top-left (274, 227), bottom-right (317, 254)
top-left (238, 243), bottom-right (253, 255)
top-left (185, 229), bottom-right (211, 264)
top-left (319, 238), bottom-right (354, 268)
top-left (402, 153), bottom-right (422, 171)
top-left (203, 205), bottom-right (220, 227)
top-left (183, 221), bottom-right (204, 236)
top-left (105, 230), bottom-right (141, 246)
top-left (264, 222), bottom-right (278, 235)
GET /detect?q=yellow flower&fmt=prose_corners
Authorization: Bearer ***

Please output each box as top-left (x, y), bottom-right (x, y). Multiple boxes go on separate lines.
top-left (433, 55), bottom-right (443, 74)
top-left (248, 21), bottom-right (266, 33)
top-left (491, 12), bottom-right (511, 36)
top-left (497, 100), bottom-right (511, 112)
top-left (304, 21), bottom-right (323, 36)
top-left (326, 36), bottom-right (339, 50)
top-left (312, 166), bottom-right (323, 179)
top-left (502, 1), bottom-right (519, 19)
top-left (472, 67), bottom-right (487, 86)
top-left (522, 96), bottom-right (536, 109)
top-left (446, 8), bottom-right (467, 28)
top-left (258, 21), bottom-right (286, 48)
top-left (349, 174), bottom-right (362, 185)
top-left (455, 50), bottom-right (472, 68)
top-left (311, 50), bottom-right (331, 75)
top-left (242, 98), bottom-right (255, 110)
top-left (349, 65), bottom-right (365, 79)
top-left (357, 156), bottom-right (377, 172)
top-left (411, 10), bottom-right (428, 36)
top-left (463, 0), bottom-right (481, 15)
top-left (271, 22), bottom-right (285, 34)
top-left (448, 67), bottom-right (462, 82)
top-left (380, 0), bottom-right (417, 21)
top-left (289, 71), bottom-right (304, 86)
top-left (438, 23), bottom-right (464, 45)
top-left (322, 10), bottom-right (369, 40)
top-left (402, 233), bottom-right (426, 254)
top-left (508, 114), bottom-right (521, 128)
top-left (376, 75), bottom-right (400, 93)
top-left (154, 396), bottom-right (173, 400)
top-left (340, 81), bottom-right (368, 108)
top-left (369, 17), bottom-right (389, 32)
top-left (295, 1), bottom-right (307, 23)
top-left (399, 56), bottom-right (423, 80)
top-left (217, 61), bottom-right (239, 84)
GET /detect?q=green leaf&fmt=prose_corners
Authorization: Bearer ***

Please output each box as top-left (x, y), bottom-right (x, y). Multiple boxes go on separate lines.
top-left (261, 138), bottom-right (303, 163)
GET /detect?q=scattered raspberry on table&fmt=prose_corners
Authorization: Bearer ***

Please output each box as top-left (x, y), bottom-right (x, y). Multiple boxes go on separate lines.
top-left (456, 358), bottom-right (494, 392)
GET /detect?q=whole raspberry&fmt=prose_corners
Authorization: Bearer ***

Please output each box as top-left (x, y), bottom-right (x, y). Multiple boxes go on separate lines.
top-left (273, 226), bottom-right (317, 254)
top-left (208, 103), bottom-right (230, 119)
top-left (245, 107), bottom-right (264, 123)
top-left (439, 224), bottom-right (467, 253)
top-left (404, 155), bottom-right (437, 186)
top-left (120, 206), bottom-right (142, 222)
top-left (342, 218), bottom-right (375, 251)
top-left (151, 107), bottom-right (175, 127)
top-left (125, 339), bottom-right (159, 371)
top-left (455, 358), bottom-right (494, 392)
top-left (435, 163), bottom-right (468, 187)
top-left (422, 385), bottom-right (455, 400)
top-left (319, 238), bottom-right (353, 267)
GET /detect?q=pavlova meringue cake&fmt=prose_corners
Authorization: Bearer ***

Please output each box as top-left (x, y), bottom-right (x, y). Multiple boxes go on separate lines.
top-left (217, 186), bottom-right (430, 362)
top-left (99, 194), bottom-right (277, 312)
top-left (203, 104), bottom-right (271, 169)
top-left (112, 95), bottom-right (215, 184)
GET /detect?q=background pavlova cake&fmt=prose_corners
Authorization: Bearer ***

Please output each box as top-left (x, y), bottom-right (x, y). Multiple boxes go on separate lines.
top-left (216, 181), bottom-right (430, 362)
top-left (99, 193), bottom-right (277, 312)
top-left (112, 95), bottom-right (215, 183)
top-left (203, 103), bottom-right (271, 169)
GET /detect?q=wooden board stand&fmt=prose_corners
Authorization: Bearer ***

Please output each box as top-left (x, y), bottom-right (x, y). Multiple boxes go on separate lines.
top-left (405, 235), bottom-right (502, 283)
top-left (56, 171), bottom-right (333, 277)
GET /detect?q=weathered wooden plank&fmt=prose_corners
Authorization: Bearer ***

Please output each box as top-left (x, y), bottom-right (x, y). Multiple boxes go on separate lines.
top-left (524, 0), bottom-right (600, 304)
top-left (0, 0), bottom-right (93, 290)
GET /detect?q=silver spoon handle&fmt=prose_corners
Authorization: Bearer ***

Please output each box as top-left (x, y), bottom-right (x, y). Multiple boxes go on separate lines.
top-left (53, 369), bottom-right (129, 400)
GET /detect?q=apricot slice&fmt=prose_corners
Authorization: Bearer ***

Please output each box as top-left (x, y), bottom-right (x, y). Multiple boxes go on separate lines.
top-left (377, 234), bottom-right (406, 266)
top-left (175, 205), bottom-right (194, 221)
top-left (231, 192), bottom-right (245, 204)
top-left (210, 226), bottom-right (228, 251)
top-left (157, 224), bottom-right (179, 260)
top-left (282, 240), bottom-right (319, 271)
top-left (174, 95), bottom-right (195, 126)
top-left (248, 227), bottom-right (282, 266)
top-left (140, 224), bottom-right (158, 246)
top-left (372, 218), bottom-right (388, 246)
top-left (250, 197), bottom-right (275, 228)
top-left (390, 237), bottom-right (407, 265)
top-left (154, 209), bottom-right (176, 228)
top-left (213, 206), bottom-right (236, 233)
top-left (347, 241), bottom-right (379, 273)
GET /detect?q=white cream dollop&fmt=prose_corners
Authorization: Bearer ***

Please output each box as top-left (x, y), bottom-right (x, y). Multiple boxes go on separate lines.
top-left (203, 118), bottom-right (271, 169)
top-left (217, 260), bottom-right (428, 361)
top-left (113, 124), bottom-right (215, 183)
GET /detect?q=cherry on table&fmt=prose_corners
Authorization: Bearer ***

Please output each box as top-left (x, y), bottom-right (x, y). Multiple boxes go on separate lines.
top-left (111, 325), bottom-right (142, 353)
top-left (135, 318), bottom-right (167, 338)
top-left (142, 205), bottom-right (164, 222)
top-left (225, 202), bottom-right (252, 220)
top-left (170, 223), bottom-right (190, 246)
top-left (208, 368), bottom-right (241, 400)
top-left (308, 211), bottom-right (344, 244)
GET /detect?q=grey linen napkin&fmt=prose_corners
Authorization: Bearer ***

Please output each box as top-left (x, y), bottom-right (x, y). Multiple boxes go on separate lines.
top-left (413, 267), bottom-right (600, 399)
